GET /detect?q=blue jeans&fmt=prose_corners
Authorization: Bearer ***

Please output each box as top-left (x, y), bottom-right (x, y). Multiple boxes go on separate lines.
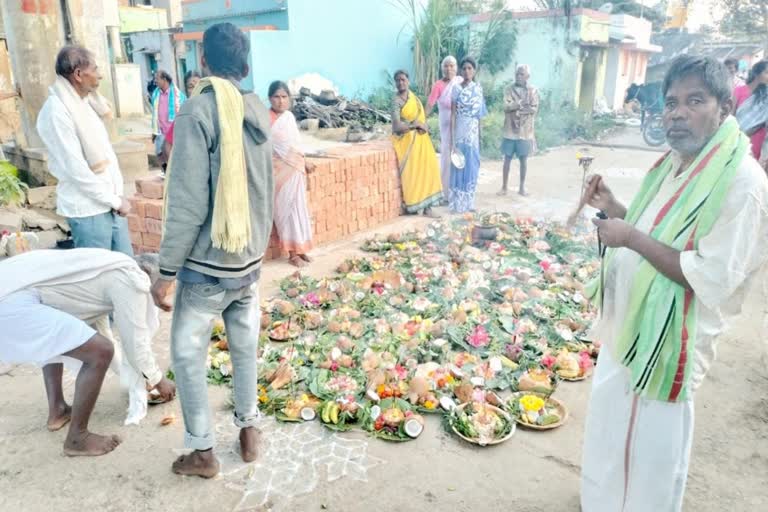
top-left (68, 211), bottom-right (133, 256)
top-left (171, 281), bottom-right (260, 450)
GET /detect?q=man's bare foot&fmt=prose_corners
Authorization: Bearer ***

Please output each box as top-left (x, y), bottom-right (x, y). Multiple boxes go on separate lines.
top-left (298, 253), bottom-right (313, 263)
top-left (518, 189), bottom-right (529, 197)
top-left (496, 189), bottom-right (508, 196)
top-left (47, 403), bottom-right (72, 432)
top-left (172, 450), bottom-right (221, 479)
top-left (63, 431), bottom-right (121, 457)
top-left (240, 427), bottom-right (260, 463)
top-left (288, 255), bottom-right (308, 268)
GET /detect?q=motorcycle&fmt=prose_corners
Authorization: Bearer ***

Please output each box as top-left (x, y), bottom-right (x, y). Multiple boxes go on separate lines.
top-left (641, 109), bottom-right (666, 147)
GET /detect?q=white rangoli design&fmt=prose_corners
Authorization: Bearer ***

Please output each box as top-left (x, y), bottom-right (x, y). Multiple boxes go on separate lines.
top-left (209, 412), bottom-right (385, 511)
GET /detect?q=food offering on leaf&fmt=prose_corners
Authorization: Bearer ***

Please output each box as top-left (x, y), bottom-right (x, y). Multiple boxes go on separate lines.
top-left (299, 310), bottom-right (324, 330)
top-left (515, 367), bottom-right (558, 395)
top-left (508, 392), bottom-right (568, 430)
top-left (230, 213), bottom-right (601, 445)
top-left (363, 398), bottom-right (423, 441)
top-left (207, 345), bottom-right (233, 385)
top-left (309, 368), bottom-right (365, 401)
top-left (447, 402), bottom-right (515, 446)
top-left (405, 376), bottom-right (441, 413)
top-left (268, 319), bottom-right (303, 342)
top-left (264, 361), bottom-right (298, 391)
top-left (550, 349), bottom-right (594, 381)
top-left (210, 320), bottom-right (228, 350)
top-left (319, 396), bottom-right (361, 431)
top-left (277, 393), bottom-right (323, 422)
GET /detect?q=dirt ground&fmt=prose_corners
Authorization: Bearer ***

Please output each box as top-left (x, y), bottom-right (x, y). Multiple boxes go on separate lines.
top-left (1, 131), bottom-right (766, 512)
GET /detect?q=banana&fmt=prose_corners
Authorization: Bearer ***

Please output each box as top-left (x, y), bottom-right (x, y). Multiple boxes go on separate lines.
top-left (321, 401), bottom-right (332, 423)
top-left (330, 403), bottom-right (340, 424)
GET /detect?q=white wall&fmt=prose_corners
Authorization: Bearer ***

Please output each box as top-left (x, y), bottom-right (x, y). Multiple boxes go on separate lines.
top-left (114, 63), bottom-right (144, 116)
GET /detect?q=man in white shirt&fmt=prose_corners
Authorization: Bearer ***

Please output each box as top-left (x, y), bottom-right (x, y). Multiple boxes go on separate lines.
top-left (580, 56), bottom-right (768, 511)
top-left (0, 249), bottom-right (175, 456)
top-left (36, 46), bottom-right (132, 255)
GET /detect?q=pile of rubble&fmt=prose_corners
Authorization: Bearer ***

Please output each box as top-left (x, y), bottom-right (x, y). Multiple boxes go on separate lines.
top-left (0, 186), bottom-right (69, 257)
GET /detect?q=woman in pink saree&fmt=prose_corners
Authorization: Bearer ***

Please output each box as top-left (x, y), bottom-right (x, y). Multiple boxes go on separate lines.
top-left (268, 81), bottom-right (315, 267)
top-left (427, 56), bottom-right (463, 196)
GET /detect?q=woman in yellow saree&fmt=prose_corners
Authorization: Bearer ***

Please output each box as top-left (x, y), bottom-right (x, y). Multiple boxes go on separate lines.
top-left (391, 70), bottom-right (443, 215)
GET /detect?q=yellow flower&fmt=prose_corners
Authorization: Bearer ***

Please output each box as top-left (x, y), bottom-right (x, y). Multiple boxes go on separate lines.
top-left (424, 400), bottom-right (437, 410)
top-left (395, 243), bottom-right (406, 251)
top-left (520, 395), bottom-right (545, 412)
top-left (446, 375), bottom-right (455, 383)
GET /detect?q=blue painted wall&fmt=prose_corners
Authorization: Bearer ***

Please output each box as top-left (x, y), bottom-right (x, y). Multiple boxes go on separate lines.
top-left (182, 0), bottom-right (289, 28)
top-left (181, 0), bottom-right (414, 99)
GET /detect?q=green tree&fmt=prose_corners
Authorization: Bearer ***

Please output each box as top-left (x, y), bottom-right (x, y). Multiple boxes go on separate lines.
top-left (390, 0), bottom-right (517, 91)
top-left (715, 0), bottom-right (768, 49)
top-left (389, 0), bottom-right (464, 94)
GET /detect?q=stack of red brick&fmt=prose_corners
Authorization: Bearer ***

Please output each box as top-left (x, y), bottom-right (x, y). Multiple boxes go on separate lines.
top-left (267, 140), bottom-right (403, 259)
top-left (127, 141), bottom-right (403, 258)
top-left (127, 177), bottom-right (164, 255)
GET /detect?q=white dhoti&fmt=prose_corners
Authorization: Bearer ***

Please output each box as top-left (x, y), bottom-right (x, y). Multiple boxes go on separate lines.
top-left (0, 289), bottom-right (95, 364)
top-left (580, 152), bottom-right (768, 511)
top-left (0, 249), bottom-right (164, 425)
top-left (581, 346), bottom-right (694, 512)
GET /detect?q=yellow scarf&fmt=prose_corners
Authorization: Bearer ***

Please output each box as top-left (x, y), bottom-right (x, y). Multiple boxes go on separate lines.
top-left (164, 76), bottom-right (252, 254)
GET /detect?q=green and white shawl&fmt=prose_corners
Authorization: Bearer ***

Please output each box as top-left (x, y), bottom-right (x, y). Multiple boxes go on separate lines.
top-left (591, 117), bottom-right (749, 402)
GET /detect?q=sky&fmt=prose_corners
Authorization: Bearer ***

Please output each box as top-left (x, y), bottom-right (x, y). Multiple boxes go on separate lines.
top-left (504, 0), bottom-right (724, 32)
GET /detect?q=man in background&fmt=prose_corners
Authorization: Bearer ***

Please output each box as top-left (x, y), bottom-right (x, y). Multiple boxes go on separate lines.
top-left (36, 46), bottom-right (132, 254)
top-left (499, 64), bottom-right (539, 197)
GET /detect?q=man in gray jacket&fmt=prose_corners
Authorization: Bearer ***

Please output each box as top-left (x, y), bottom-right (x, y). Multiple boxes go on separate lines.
top-left (150, 22), bottom-right (274, 478)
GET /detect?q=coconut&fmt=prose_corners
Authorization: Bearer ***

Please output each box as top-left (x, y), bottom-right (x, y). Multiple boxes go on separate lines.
top-left (439, 396), bottom-right (457, 411)
top-left (404, 418), bottom-right (424, 438)
top-left (300, 407), bottom-right (316, 421)
top-left (286, 288), bottom-right (300, 298)
top-left (260, 313), bottom-right (271, 329)
top-left (277, 301), bottom-right (295, 315)
top-left (370, 405), bottom-right (382, 421)
top-left (327, 321), bottom-right (342, 333)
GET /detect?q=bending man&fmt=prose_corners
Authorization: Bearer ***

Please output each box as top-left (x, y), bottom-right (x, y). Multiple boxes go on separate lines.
top-left (0, 249), bottom-right (175, 457)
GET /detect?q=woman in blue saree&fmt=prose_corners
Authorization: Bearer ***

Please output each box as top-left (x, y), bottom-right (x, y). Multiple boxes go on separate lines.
top-left (449, 57), bottom-right (487, 213)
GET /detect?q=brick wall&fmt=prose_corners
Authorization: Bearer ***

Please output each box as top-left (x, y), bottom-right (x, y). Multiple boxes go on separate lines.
top-left (127, 141), bottom-right (403, 258)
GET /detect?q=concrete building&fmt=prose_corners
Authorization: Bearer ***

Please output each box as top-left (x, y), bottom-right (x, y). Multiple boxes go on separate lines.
top-left (178, 0), bottom-right (415, 98)
top-left (0, 8), bottom-right (20, 144)
top-left (123, 28), bottom-right (184, 100)
top-left (118, 0), bottom-right (182, 29)
top-left (603, 14), bottom-right (661, 111)
top-left (0, 1), bottom-right (147, 185)
top-left (472, 8), bottom-right (611, 111)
